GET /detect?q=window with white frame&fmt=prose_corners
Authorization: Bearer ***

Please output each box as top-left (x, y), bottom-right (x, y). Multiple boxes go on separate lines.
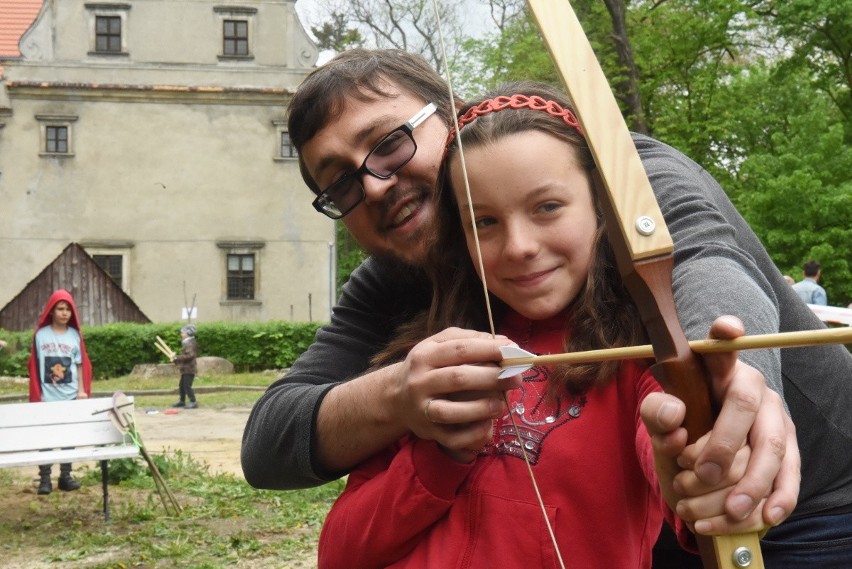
top-left (214, 6), bottom-right (256, 60)
top-left (85, 3), bottom-right (130, 56)
top-left (36, 115), bottom-right (77, 157)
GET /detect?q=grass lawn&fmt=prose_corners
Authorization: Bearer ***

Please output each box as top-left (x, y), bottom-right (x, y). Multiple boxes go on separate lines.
top-left (0, 372), bottom-right (342, 569)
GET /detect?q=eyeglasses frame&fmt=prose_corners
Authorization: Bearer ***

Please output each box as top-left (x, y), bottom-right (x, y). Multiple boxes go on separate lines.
top-left (311, 102), bottom-right (438, 220)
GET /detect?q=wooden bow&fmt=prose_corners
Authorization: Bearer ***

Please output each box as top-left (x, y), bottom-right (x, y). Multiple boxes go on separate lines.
top-left (525, 1), bottom-right (764, 568)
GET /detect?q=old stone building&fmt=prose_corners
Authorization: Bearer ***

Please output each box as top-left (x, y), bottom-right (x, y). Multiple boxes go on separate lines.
top-left (0, 0), bottom-right (334, 325)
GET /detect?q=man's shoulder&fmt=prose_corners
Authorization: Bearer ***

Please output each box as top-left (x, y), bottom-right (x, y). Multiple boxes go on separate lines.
top-left (344, 257), bottom-right (429, 305)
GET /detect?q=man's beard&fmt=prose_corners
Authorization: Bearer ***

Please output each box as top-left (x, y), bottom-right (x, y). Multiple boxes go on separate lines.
top-left (370, 249), bottom-right (428, 283)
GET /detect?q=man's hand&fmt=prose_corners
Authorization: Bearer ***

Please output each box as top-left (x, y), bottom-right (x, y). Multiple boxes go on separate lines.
top-left (641, 315), bottom-right (799, 532)
top-left (391, 328), bottom-right (523, 455)
top-left (315, 327), bottom-right (522, 473)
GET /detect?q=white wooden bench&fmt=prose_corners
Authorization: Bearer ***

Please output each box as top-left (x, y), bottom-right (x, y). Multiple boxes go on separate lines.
top-left (0, 396), bottom-right (140, 521)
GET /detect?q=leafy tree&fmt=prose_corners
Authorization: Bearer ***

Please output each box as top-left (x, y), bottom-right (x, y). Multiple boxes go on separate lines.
top-left (713, 65), bottom-right (852, 304)
top-left (312, 0), bottom-right (466, 70)
top-left (311, 11), bottom-right (365, 52)
top-left (754, 0), bottom-right (852, 129)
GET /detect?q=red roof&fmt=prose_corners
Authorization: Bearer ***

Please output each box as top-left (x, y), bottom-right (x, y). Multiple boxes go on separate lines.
top-left (0, 0), bottom-right (43, 57)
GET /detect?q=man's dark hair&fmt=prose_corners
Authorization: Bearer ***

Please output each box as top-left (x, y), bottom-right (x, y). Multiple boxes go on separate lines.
top-left (287, 48), bottom-right (455, 193)
top-left (803, 260), bottom-right (821, 277)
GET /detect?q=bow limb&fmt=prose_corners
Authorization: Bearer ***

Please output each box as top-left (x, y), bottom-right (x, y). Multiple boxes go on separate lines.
top-left (525, 1), bottom-right (764, 568)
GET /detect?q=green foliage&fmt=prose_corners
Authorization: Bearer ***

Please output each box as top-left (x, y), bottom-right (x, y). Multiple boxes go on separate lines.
top-left (336, 220), bottom-right (368, 293)
top-left (311, 10), bottom-right (364, 52)
top-left (452, 8), bottom-right (559, 97)
top-left (102, 457), bottom-right (148, 484)
top-left (0, 321), bottom-right (323, 379)
top-left (758, 0), bottom-right (852, 123)
top-left (0, 330), bottom-right (31, 376)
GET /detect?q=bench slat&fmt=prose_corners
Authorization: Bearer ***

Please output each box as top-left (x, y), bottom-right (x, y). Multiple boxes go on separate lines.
top-left (1, 422), bottom-right (130, 452)
top-left (0, 445), bottom-right (140, 468)
top-left (0, 398), bottom-right (126, 428)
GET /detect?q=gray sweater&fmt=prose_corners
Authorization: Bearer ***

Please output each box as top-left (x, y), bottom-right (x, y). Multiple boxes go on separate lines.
top-left (241, 134), bottom-right (852, 520)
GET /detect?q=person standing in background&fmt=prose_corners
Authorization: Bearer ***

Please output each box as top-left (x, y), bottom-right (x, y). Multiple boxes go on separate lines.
top-left (171, 325), bottom-right (198, 409)
top-left (792, 260), bottom-right (828, 305)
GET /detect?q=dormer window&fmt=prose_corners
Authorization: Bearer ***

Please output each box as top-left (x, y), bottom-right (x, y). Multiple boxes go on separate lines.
top-left (86, 3), bottom-right (130, 57)
top-left (215, 6), bottom-right (256, 61)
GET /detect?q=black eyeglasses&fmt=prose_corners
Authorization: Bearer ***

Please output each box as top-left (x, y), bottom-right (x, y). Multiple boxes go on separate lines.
top-left (311, 103), bottom-right (438, 219)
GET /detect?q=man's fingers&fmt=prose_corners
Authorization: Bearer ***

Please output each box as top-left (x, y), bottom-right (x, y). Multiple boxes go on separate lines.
top-left (693, 366), bottom-right (764, 486)
top-left (701, 315), bottom-right (744, 379)
top-left (760, 412), bottom-right (800, 526)
top-left (423, 394), bottom-right (506, 425)
top-left (676, 488), bottom-right (767, 535)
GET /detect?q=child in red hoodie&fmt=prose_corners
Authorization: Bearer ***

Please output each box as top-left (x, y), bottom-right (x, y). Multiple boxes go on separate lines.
top-left (28, 289), bottom-right (93, 495)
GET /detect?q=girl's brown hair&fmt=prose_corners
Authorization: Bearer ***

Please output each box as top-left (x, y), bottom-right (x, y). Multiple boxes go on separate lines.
top-left (375, 81), bottom-right (648, 396)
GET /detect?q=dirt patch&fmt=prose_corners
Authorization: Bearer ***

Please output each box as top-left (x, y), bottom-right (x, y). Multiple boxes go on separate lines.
top-left (132, 405), bottom-right (250, 477)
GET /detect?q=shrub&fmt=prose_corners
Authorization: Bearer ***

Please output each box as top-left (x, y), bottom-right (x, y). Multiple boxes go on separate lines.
top-left (0, 320), bottom-right (322, 379)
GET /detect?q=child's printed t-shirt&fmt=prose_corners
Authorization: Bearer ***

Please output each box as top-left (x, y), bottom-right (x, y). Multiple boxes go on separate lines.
top-left (35, 326), bottom-right (82, 402)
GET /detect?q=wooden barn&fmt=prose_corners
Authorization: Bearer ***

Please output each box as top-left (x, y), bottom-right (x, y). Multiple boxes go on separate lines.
top-left (0, 243), bottom-right (150, 331)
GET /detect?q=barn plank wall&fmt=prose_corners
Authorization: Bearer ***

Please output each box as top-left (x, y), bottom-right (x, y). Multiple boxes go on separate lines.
top-left (0, 243), bottom-right (150, 331)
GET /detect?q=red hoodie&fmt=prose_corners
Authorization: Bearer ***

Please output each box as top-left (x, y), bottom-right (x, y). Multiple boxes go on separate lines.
top-left (318, 310), bottom-right (693, 568)
top-left (28, 289), bottom-right (93, 402)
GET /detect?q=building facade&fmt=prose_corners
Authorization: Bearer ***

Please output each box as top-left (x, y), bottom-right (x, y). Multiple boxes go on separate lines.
top-left (0, 0), bottom-right (335, 325)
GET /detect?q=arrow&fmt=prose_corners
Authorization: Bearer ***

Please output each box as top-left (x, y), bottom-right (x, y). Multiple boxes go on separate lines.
top-left (499, 326), bottom-right (852, 378)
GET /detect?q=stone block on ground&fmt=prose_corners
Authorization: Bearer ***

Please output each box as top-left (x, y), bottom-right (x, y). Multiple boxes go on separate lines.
top-left (130, 356), bottom-right (233, 378)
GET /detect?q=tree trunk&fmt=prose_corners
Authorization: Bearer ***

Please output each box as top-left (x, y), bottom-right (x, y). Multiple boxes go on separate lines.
top-left (602, 0), bottom-right (649, 134)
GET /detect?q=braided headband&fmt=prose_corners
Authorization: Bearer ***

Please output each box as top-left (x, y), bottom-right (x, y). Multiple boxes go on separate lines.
top-left (446, 94), bottom-right (585, 149)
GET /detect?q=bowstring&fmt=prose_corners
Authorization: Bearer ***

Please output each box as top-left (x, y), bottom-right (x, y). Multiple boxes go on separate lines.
top-left (429, 3), bottom-right (565, 567)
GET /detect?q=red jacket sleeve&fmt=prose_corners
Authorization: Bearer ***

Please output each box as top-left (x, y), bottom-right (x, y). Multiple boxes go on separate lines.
top-left (318, 435), bottom-right (474, 569)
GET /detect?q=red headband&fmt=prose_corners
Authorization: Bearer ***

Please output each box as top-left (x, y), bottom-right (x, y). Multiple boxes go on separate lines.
top-left (446, 94), bottom-right (585, 149)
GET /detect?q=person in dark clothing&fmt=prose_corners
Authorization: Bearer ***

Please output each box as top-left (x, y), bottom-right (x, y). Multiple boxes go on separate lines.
top-left (171, 325), bottom-right (198, 409)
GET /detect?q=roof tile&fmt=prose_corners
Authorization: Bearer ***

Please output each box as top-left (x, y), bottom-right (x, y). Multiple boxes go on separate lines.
top-left (0, 0), bottom-right (44, 57)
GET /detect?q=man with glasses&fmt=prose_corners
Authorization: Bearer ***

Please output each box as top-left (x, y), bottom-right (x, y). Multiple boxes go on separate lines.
top-left (242, 48), bottom-right (852, 564)
top-left (311, 102), bottom-right (437, 220)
